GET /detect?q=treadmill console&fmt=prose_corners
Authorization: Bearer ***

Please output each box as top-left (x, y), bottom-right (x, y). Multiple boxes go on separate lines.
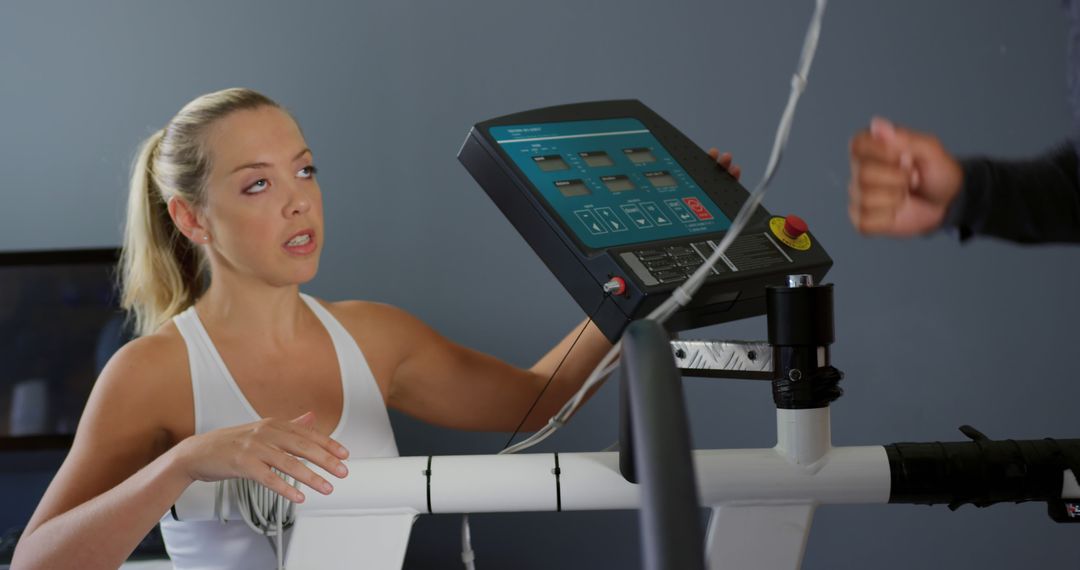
top-left (458, 100), bottom-right (831, 340)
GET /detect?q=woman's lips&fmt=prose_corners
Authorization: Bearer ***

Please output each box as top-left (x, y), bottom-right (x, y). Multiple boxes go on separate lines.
top-left (283, 230), bottom-right (316, 255)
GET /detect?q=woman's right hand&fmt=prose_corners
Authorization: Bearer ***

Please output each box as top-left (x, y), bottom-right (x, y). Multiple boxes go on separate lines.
top-left (172, 411), bottom-right (350, 503)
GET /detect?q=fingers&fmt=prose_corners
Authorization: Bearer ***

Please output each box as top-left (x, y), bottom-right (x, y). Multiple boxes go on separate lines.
top-left (256, 445), bottom-right (335, 499)
top-left (850, 129), bottom-right (905, 166)
top-left (271, 426), bottom-right (350, 482)
top-left (241, 456), bottom-right (307, 503)
top-left (851, 161), bottom-right (910, 194)
top-left (282, 416), bottom-right (349, 459)
top-left (867, 116), bottom-right (942, 190)
top-left (876, 116), bottom-right (942, 160)
top-left (849, 199), bottom-right (899, 236)
top-left (289, 412), bottom-right (350, 459)
top-left (234, 416), bottom-right (350, 501)
top-left (708, 148), bottom-right (742, 181)
top-left (848, 119), bottom-right (919, 236)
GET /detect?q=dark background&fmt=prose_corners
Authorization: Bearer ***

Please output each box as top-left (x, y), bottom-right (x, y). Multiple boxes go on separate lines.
top-left (1, 1), bottom-right (1076, 568)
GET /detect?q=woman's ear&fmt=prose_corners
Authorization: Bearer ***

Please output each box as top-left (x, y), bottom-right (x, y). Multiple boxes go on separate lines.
top-left (167, 197), bottom-right (210, 244)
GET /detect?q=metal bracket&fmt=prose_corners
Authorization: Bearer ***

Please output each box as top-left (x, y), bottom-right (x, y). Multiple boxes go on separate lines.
top-left (671, 340), bottom-right (773, 380)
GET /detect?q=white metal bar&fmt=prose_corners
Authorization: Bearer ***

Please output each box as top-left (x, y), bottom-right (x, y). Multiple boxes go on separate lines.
top-left (775, 407), bottom-right (831, 468)
top-left (284, 511), bottom-right (416, 570)
top-left (705, 504), bottom-right (815, 570)
top-left (172, 447), bottom-right (892, 521)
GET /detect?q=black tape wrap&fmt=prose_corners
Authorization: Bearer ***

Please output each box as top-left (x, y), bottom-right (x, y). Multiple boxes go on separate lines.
top-left (767, 283), bottom-right (841, 409)
top-left (886, 426), bottom-right (1080, 512)
top-left (771, 362), bottom-right (844, 409)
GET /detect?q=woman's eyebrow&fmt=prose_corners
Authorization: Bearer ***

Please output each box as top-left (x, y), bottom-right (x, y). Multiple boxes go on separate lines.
top-left (229, 148), bottom-right (312, 174)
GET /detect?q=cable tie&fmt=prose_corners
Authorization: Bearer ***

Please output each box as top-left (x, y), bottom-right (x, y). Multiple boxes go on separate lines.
top-left (791, 73), bottom-right (807, 93)
top-left (548, 417), bottom-right (566, 429)
top-left (671, 286), bottom-right (692, 307)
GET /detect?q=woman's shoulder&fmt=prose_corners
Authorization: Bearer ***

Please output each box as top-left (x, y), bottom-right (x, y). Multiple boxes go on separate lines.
top-left (310, 297), bottom-right (436, 355)
top-left (109, 320), bottom-right (189, 378)
top-left (314, 297), bottom-right (417, 328)
top-left (92, 320), bottom-right (193, 441)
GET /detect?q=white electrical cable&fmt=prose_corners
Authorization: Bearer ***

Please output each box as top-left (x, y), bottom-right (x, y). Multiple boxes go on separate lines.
top-left (461, 514), bottom-right (477, 570)
top-left (466, 4), bottom-right (828, 566)
top-left (214, 470), bottom-right (300, 570)
top-left (497, 0), bottom-right (829, 460)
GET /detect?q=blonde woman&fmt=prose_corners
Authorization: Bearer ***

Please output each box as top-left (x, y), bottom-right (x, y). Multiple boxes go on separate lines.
top-left (11, 88), bottom-right (614, 569)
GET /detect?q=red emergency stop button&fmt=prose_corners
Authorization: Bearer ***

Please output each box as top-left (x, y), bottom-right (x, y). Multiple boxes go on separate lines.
top-left (783, 215), bottom-right (808, 240)
top-left (768, 214), bottom-right (813, 251)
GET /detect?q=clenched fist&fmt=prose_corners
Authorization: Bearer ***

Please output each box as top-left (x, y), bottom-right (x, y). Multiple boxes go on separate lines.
top-left (848, 117), bottom-right (963, 237)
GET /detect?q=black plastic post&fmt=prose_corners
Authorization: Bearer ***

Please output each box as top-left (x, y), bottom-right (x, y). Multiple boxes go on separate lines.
top-left (619, 319), bottom-right (706, 570)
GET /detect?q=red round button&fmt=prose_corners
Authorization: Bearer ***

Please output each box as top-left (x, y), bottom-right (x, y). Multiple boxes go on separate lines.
top-left (783, 215), bottom-right (808, 239)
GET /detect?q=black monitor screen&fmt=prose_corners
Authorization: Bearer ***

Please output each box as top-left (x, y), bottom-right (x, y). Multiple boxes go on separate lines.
top-left (0, 249), bottom-right (129, 447)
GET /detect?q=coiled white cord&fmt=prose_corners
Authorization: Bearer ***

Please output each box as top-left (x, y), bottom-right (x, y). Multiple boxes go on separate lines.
top-left (215, 470), bottom-right (300, 570)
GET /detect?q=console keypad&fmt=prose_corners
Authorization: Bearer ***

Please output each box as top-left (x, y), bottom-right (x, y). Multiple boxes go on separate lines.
top-left (628, 241), bottom-right (726, 284)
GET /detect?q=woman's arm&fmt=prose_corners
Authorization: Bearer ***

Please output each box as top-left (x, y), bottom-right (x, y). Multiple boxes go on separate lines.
top-left (12, 336), bottom-right (195, 569)
top-left (344, 302), bottom-right (612, 433)
top-left (364, 149), bottom-right (739, 433)
top-left (13, 332), bottom-right (351, 569)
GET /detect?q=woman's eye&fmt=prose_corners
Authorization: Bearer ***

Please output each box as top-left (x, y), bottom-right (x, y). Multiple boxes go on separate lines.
top-left (298, 165), bottom-right (318, 179)
top-left (244, 179), bottom-right (269, 194)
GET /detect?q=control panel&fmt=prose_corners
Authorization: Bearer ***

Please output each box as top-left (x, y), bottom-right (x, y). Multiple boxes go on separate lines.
top-left (458, 100), bottom-right (831, 340)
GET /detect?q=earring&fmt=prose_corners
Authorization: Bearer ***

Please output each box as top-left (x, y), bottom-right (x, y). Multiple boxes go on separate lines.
top-left (201, 234), bottom-right (210, 242)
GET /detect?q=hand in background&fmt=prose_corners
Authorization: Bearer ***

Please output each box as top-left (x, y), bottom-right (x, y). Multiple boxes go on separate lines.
top-left (848, 117), bottom-right (963, 236)
top-left (708, 148), bottom-right (742, 181)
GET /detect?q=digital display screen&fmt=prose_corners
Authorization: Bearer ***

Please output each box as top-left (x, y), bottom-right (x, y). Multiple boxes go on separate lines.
top-left (624, 147), bottom-right (657, 164)
top-left (644, 171), bottom-right (677, 188)
top-left (580, 151), bottom-right (614, 168)
top-left (601, 175), bottom-right (635, 193)
top-left (533, 154), bottom-right (569, 172)
top-left (555, 179), bottom-right (591, 197)
top-left (492, 118), bottom-right (731, 249)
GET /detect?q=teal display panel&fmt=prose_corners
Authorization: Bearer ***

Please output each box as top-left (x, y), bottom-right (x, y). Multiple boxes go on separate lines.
top-left (491, 118), bottom-right (732, 250)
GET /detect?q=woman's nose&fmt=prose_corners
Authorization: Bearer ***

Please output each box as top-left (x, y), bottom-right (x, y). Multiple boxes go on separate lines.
top-left (285, 187), bottom-right (311, 216)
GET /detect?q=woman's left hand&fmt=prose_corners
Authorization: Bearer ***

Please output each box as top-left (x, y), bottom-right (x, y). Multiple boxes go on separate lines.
top-left (707, 148), bottom-right (741, 181)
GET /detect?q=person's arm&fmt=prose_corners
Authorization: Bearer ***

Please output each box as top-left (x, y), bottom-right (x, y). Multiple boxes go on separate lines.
top-left (13, 334), bottom-right (351, 570)
top-left (12, 336), bottom-right (196, 570)
top-left (848, 117), bottom-right (1080, 243)
top-left (350, 302), bottom-right (612, 433)
top-left (346, 150), bottom-right (737, 433)
top-left (946, 142), bottom-right (1080, 243)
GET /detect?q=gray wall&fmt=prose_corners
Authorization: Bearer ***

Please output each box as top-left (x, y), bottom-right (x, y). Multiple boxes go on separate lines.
top-left (2, 1), bottom-right (1077, 568)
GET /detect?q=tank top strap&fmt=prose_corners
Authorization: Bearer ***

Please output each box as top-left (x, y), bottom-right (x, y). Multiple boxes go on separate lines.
top-left (299, 293), bottom-right (399, 457)
top-left (172, 305), bottom-right (257, 435)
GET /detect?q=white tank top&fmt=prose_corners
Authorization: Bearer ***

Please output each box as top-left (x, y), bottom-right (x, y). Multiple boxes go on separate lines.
top-left (159, 293), bottom-right (398, 569)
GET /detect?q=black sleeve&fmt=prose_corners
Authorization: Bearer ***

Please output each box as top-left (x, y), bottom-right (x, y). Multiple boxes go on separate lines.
top-left (944, 141), bottom-right (1080, 243)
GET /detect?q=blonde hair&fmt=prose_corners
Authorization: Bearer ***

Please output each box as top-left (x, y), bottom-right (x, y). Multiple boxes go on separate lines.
top-left (120, 88), bottom-right (279, 337)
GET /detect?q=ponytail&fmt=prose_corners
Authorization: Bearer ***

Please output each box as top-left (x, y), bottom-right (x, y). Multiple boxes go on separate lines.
top-left (119, 88), bottom-right (279, 336)
top-left (120, 129), bottom-right (206, 337)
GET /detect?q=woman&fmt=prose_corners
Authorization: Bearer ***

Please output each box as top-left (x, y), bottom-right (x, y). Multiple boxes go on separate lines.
top-left (10, 88), bottom-right (621, 569)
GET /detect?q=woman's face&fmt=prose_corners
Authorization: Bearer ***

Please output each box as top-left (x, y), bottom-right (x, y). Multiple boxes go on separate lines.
top-left (199, 105), bottom-right (323, 287)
